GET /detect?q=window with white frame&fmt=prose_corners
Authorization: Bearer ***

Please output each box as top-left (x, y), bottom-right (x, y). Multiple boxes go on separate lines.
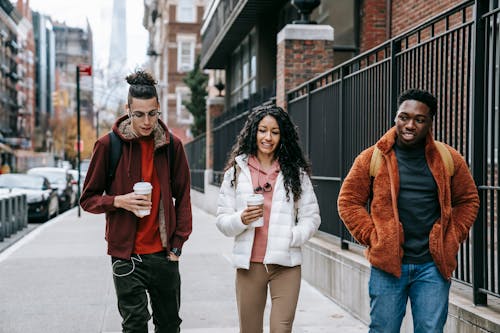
top-left (176, 87), bottom-right (193, 124)
top-left (177, 0), bottom-right (196, 23)
top-left (177, 36), bottom-right (195, 72)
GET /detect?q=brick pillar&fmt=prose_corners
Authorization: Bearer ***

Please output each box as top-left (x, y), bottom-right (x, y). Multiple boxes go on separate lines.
top-left (205, 96), bottom-right (224, 169)
top-left (276, 24), bottom-right (334, 109)
top-left (360, 0), bottom-right (387, 51)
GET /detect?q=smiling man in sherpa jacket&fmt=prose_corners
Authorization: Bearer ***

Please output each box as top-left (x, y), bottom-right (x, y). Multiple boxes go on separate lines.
top-left (337, 89), bottom-right (479, 333)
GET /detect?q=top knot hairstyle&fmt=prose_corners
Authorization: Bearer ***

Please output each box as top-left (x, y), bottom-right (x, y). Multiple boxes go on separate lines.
top-left (125, 70), bottom-right (158, 105)
top-left (225, 104), bottom-right (311, 201)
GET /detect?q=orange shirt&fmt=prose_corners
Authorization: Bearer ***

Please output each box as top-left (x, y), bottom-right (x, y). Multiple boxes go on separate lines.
top-left (133, 137), bottom-right (164, 254)
top-left (248, 155), bottom-right (280, 263)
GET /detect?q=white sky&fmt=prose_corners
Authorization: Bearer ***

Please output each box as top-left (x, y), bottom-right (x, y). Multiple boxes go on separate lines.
top-left (29, 0), bottom-right (148, 73)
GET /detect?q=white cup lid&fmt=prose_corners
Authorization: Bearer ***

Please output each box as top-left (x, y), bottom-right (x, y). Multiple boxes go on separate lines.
top-left (247, 193), bottom-right (264, 205)
top-left (133, 182), bottom-right (152, 191)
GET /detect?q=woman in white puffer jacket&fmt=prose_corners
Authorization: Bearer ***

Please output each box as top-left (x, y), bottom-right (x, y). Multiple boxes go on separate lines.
top-left (216, 105), bottom-right (320, 333)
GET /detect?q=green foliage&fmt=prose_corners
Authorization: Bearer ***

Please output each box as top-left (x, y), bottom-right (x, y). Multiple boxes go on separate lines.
top-left (183, 56), bottom-right (208, 137)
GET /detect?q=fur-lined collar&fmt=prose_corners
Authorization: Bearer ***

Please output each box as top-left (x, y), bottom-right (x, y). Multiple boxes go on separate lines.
top-left (375, 126), bottom-right (435, 154)
top-left (113, 114), bottom-right (170, 150)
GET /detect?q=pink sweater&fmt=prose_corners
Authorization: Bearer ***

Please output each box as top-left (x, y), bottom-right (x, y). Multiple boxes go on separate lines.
top-left (248, 155), bottom-right (280, 262)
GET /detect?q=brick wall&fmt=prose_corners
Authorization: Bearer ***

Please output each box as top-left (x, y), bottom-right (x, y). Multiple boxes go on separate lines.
top-left (359, 0), bottom-right (461, 52)
top-left (276, 36), bottom-right (334, 108)
top-left (360, 0), bottom-right (387, 52)
top-left (391, 0), bottom-right (458, 36)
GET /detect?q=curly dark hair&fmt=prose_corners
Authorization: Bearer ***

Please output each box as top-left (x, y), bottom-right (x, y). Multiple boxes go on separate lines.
top-left (125, 69), bottom-right (158, 106)
top-left (398, 89), bottom-right (437, 117)
top-left (224, 105), bottom-right (311, 201)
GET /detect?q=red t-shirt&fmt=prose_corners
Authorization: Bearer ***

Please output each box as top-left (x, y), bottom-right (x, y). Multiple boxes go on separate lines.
top-left (133, 137), bottom-right (164, 254)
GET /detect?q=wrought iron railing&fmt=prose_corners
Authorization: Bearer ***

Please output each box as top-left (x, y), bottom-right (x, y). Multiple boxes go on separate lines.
top-left (288, 0), bottom-right (500, 304)
top-left (184, 134), bottom-right (206, 193)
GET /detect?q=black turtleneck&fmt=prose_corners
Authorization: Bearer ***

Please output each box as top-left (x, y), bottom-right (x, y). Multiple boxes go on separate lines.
top-left (394, 143), bottom-right (440, 264)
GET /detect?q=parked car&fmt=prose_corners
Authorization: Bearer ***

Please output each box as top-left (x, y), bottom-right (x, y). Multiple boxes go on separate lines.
top-left (27, 167), bottom-right (76, 212)
top-left (0, 173), bottom-right (59, 222)
top-left (68, 169), bottom-right (85, 196)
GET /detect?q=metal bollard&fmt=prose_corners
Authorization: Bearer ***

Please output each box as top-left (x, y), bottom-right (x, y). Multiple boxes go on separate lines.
top-left (12, 195), bottom-right (19, 233)
top-left (4, 195), bottom-right (12, 237)
top-left (20, 194), bottom-right (28, 229)
top-left (0, 196), bottom-right (5, 242)
top-left (8, 196), bottom-right (15, 236)
top-left (14, 194), bottom-right (26, 231)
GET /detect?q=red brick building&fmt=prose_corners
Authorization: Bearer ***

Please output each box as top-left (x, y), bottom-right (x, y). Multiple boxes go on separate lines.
top-left (360, 0), bottom-right (463, 51)
top-left (143, 0), bottom-right (207, 143)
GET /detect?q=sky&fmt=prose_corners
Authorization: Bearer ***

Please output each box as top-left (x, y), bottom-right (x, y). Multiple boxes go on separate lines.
top-left (28, 0), bottom-right (149, 111)
top-left (29, 0), bottom-right (148, 73)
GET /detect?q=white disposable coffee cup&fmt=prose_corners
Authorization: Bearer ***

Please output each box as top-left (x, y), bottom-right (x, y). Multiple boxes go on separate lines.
top-left (246, 193), bottom-right (264, 227)
top-left (133, 182), bottom-right (153, 217)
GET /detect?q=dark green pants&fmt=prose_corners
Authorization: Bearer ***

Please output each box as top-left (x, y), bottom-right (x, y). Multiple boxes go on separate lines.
top-left (111, 252), bottom-right (181, 333)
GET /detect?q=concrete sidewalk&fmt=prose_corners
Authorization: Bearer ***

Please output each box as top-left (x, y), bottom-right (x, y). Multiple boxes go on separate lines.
top-left (0, 205), bottom-right (367, 333)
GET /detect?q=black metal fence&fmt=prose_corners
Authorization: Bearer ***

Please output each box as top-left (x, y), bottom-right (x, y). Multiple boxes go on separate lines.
top-left (287, 0), bottom-right (499, 304)
top-left (184, 134), bottom-right (206, 192)
top-left (211, 91), bottom-right (276, 185)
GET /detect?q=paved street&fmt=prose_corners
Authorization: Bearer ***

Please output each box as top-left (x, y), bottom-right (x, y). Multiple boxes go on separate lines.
top-left (0, 205), bottom-right (367, 333)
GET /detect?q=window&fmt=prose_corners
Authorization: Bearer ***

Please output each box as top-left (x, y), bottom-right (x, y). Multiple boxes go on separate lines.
top-left (177, 36), bottom-right (195, 72)
top-left (176, 87), bottom-right (193, 124)
top-left (177, 0), bottom-right (196, 23)
top-left (230, 31), bottom-right (257, 107)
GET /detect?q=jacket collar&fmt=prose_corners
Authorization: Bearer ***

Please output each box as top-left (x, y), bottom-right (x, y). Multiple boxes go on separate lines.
top-left (112, 114), bottom-right (170, 150)
top-left (235, 154), bottom-right (248, 167)
top-left (375, 126), bottom-right (435, 154)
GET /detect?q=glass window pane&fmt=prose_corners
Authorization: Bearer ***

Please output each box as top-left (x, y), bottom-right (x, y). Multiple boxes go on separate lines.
top-left (177, 0), bottom-right (195, 23)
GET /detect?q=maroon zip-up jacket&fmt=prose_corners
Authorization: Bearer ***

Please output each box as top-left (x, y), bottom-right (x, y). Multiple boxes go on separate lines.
top-left (80, 115), bottom-right (192, 259)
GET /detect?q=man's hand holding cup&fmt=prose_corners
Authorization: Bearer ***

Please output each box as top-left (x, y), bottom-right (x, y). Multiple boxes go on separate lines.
top-left (133, 182), bottom-right (153, 217)
top-left (113, 182), bottom-right (153, 218)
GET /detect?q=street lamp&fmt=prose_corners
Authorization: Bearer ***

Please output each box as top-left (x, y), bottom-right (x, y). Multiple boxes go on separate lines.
top-left (214, 70), bottom-right (225, 97)
top-left (291, 0), bottom-right (321, 24)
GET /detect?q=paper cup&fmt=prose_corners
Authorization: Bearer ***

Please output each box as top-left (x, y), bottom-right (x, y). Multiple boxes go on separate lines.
top-left (246, 193), bottom-right (264, 227)
top-left (133, 182), bottom-right (152, 217)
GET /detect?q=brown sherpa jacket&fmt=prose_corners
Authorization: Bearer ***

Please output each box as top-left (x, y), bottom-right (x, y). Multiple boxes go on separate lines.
top-left (337, 127), bottom-right (479, 279)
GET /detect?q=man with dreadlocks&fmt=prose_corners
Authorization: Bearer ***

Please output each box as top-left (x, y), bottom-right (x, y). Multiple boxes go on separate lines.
top-left (81, 69), bottom-right (192, 333)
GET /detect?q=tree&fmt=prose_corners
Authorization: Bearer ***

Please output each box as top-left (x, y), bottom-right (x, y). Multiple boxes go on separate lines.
top-left (50, 114), bottom-right (95, 165)
top-left (183, 56), bottom-right (208, 137)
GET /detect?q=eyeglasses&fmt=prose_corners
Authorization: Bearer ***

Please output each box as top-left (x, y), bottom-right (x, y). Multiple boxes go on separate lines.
top-left (130, 110), bottom-right (160, 119)
top-left (254, 182), bottom-right (272, 194)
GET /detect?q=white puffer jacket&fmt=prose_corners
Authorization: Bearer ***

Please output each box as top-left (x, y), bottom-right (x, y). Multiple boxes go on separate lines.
top-left (216, 155), bottom-right (321, 269)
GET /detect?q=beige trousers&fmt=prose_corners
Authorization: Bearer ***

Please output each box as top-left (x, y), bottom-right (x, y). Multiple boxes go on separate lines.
top-left (235, 263), bottom-right (301, 333)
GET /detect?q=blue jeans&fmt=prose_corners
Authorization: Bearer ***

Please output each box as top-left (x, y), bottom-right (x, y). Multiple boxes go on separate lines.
top-left (369, 262), bottom-right (451, 333)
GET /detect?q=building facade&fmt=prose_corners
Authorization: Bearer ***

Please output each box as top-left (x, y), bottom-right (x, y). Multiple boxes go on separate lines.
top-left (144, 0), bottom-right (207, 142)
top-left (32, 11), bottom-right (55, 151)
top-left (15, 0), bottom-right (35, 150)
top-left (0, 0), bottom-right (21, 147)
top-left (200, 1), bottom-right (362, 111)
top-left (53, 21), bottom-right (93, 123)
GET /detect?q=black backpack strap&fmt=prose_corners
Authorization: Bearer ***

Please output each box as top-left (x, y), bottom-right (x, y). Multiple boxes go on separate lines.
top-left (107, 131), bottom-right (172, 191)
top-left (107, 131), bottom-right (122, 189)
